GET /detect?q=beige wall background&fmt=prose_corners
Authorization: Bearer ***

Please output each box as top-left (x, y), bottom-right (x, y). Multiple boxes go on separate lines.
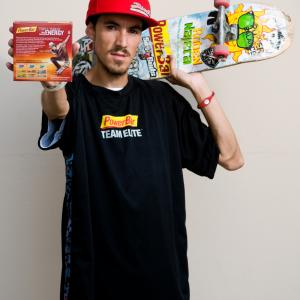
top-left (0, 0), bottom-right (299, 299)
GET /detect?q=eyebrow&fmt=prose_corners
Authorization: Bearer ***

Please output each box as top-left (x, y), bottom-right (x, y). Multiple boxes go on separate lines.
top-left (103, 20), bottom-right (143, 31)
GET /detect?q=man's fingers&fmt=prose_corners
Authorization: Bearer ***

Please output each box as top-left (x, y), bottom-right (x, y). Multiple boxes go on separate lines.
top-left (72, 42), bottom-right (80, 57)
top-left (8, 48), bottom-right (13, 57)
top-left (6, 62), bottom-right (13, 71)
top-left (7, 27), bottom-right (14, 71)
top-left (8, 39), bottom-right (14, 59)
top-left (169, 55), bottom-right (175, 66)
top-left (168, 55), bottom-right (179, 78)
top-left (169, 55), bottom-right (176, 74)
top-left (8, 28), bottom-right (14, 59)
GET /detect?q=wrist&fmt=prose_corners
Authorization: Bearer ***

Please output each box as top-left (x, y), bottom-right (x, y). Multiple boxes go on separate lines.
top-left (190, 79), bottom-right (212, 100)
top-left (41, 81), bottom-right (67, 92)
top-left (197, 91), bottom-right (215, 109)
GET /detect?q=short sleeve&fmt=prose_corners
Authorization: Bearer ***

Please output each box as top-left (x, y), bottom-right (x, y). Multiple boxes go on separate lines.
top-left (38, 115), bottom-right (66, 150)
top-left (168, 85), bottom-right (220, 179)
top-left (37, 80), bottom-right (76, 154)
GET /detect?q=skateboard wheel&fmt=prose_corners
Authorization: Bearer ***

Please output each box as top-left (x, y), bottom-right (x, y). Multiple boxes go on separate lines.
top-left (213, 44), bottom-right (230, 59)
top-left (214, 0), bottom-right (230, 9)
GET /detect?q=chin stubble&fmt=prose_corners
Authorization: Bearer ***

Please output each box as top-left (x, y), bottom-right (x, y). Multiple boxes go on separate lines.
top-left (94, 48), bottom-right (132, 76)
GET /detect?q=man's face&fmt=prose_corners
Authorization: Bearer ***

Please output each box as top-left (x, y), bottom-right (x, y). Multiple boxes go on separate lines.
top-left (86, 14), bottom-right (143, 76)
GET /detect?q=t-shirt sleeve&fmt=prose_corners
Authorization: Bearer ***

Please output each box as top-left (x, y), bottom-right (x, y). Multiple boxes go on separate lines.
top-left (169, 85), bottom-right (220, 179)
top-left (37, 81), bottom-right (75, 153)
top-left (38, 115), bottom-right (66, 150)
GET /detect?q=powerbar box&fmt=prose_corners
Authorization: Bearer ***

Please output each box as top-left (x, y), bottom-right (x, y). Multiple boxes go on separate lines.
top-left (13, 21), bottom-right (72, 82)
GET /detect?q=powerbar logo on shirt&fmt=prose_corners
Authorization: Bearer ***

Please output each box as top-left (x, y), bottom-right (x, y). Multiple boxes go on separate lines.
top-left (100, 115), bottom-right (143, 140)
top-left (101, 115), bottom-right (138, 129)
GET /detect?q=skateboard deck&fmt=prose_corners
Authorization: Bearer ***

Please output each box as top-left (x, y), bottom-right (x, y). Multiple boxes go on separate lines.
top-left (72, 2), bottom-right (293, 79)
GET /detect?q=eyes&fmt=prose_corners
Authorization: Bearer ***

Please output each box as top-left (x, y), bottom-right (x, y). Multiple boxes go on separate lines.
top-left (105, 24), bottom-right (142, 35)
top-left (129, 28), bottom-right (142, 35)
top-left (106, 24), bottom-right (117, 31)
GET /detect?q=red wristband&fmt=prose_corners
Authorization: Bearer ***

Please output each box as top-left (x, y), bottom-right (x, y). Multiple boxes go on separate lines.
top-left (197, 91), bottom-right (215, 109)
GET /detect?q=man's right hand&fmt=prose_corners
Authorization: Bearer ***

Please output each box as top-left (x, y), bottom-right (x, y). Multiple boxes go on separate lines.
top-left (6, 26), bottom-right (14, 72)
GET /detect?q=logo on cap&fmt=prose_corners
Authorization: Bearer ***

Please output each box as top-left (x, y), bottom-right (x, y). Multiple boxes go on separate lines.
top-left (130, 2), bottom-right (151, 17)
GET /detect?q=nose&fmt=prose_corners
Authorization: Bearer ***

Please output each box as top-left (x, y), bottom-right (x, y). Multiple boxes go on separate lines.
top-left (115, 29), bottom-right (128, 48)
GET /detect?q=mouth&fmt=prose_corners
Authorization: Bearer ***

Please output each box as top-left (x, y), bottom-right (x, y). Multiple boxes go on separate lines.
top-left (110, 50), bottom-right (130, 61)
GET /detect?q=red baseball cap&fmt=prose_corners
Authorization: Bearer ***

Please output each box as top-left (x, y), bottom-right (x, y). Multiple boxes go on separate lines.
top-left (86, 0), bottom-right (159, 28)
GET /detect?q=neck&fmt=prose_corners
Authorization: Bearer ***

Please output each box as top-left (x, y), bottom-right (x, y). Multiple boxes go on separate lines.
top-left (85, 66), bottom-right (129, 89)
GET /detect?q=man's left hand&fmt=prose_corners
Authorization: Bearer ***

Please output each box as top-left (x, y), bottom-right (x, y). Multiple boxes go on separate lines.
top-left (166, 55), bottom-right (212, 99)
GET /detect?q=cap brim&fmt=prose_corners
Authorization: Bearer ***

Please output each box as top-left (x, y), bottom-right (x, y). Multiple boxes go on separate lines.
top-left (86, 12), bottom-right (160, 29)
top-left (141, 17), bottom-right (160, 29)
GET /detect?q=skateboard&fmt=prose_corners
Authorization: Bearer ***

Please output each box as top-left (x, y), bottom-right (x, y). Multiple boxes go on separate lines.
top-left (72, 1), bottom-right (293, 80)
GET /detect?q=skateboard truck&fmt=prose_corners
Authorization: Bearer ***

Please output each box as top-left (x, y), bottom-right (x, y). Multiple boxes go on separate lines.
top-left (212, 0), bottom-right (237, 61)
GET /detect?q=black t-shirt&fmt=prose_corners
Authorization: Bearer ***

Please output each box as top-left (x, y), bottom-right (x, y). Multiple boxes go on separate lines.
top-left (38, 74), bottom-right (219, 300)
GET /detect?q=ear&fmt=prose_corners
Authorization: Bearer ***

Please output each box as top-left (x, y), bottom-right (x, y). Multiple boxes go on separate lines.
top-left (85, 23), bottom-right (95, 40)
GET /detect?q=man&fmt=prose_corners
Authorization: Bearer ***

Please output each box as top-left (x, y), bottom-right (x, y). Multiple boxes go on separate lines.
top-left (7, 0), bottom-right (244, 299)
top-left (49, 33), bottom-right (71, 75)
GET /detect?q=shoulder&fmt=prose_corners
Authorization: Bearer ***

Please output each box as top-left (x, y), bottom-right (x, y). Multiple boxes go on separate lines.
top-left (132, 77), bottom-right (193, 114)
top-left (131, 77), bottom-right (170, 91)
top-left (66, 74), bottom-right (84, 89)
top-left (131, 77), bottom-right (185, 100)
top-left (64, 74), bottom-right (84, 101)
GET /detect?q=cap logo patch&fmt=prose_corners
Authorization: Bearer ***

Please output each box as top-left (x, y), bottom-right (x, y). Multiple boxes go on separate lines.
top-left (130, 2), bottom-right (151, 17)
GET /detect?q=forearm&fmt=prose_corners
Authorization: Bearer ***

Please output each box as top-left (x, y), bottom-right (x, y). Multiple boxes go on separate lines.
top-left (190, 81), bottom-right (244, 170)
top-left (167, 55), bottom-right (244, 170)
top-left (41, 87), bottom-right (69, 120)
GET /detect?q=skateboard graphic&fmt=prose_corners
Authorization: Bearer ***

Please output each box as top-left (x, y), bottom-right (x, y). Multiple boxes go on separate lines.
top-left (72, 1), bottom-right (293, 79)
